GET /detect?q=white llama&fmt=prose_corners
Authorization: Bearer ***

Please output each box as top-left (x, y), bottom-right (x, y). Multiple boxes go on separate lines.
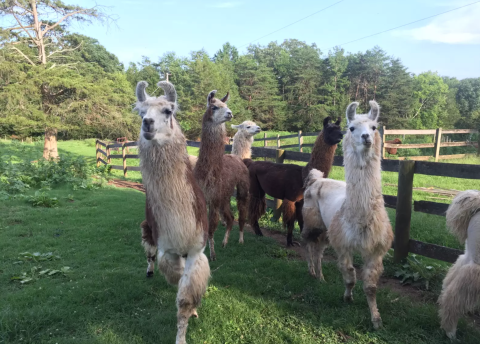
top-left (438, 190), bottom-right (480, 340)
top-left (231, 121), bottom-right (261, 159)
top-left (302, 100), bottom-right (393, 329)
top-left (136, 81), bottom-right (210, 344)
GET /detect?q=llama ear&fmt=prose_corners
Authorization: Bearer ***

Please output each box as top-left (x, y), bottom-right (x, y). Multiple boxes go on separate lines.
top-left (207, 90), bottom-right (217, 106)
top-left (346, 102), bottom-right (359, 123)
top-left (368, 100), bottom-right (380, 121)
top-left (157, 81), bottom-right (177, 103)
top-left (335, 117), bottom-right (342, 125)
top-left (221, 92), bottom-right (230, 103)
top-left (323, 116), bottom-right (332, 127)
top-left (231, 124), bottom-right (239, 129)
top-left (136, 81), bottom-right (150, 102)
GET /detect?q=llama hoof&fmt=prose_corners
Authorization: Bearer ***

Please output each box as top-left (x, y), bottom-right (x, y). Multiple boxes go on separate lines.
top-left (146, 271), bottom-right (154, 278)
top-left (239, 239), bottom-right (244, 244)
top-left (343, 295), bottom-right (354, 303)
top-left (372, 318), bottom-right (382, 330)
top-left (445, 331), bottom-right (457, 341)
top-left (192, 309), bottom-right (198, 318)
top-left (222, 241), bottom-right (228, 248)
top-left (210, 254), bottom-right (216, 261)
top-left (255, 231), bottom-right (263, 236)
top-left (318, 275), bottom-right (325, 282)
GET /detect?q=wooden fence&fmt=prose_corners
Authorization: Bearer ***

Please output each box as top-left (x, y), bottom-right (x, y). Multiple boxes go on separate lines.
top-left (96, 139), bottom-right (480, 264)
top-left (245, 128), bottom-right (479, 161)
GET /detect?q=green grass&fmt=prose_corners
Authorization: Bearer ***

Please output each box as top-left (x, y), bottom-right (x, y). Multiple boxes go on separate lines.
top-left (1, 186), bottom-right (480, 344)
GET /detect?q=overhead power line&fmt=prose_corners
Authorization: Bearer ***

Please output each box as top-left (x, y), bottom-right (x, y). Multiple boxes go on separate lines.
top-left (333, 0), bottom-right (480, 48)
top-left (239, 0), bottom-right (346, 48)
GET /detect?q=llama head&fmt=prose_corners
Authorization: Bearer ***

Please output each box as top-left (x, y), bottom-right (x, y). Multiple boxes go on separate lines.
top-left (205, 90), bottom-right (233, 125)
top-left (322, 116), bottom-right (343, 145)
top-left (231, 121), bottom-right (261, 137)
top-left (345, 100), bottom-right (380, 152)
top-left (135, 81), bottom-right (179, 143)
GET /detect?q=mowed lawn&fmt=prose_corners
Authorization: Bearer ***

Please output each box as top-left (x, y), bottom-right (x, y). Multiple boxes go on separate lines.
top-left (1, 185), bottom-right (480, 344)
top-left (1, 139), bottom-right (480, 343)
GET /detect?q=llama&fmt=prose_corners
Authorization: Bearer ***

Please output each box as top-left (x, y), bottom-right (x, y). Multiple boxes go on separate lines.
top-left (231, 121), bottom-right (261, 159)
top-left (245, 117), bottom-right (343, 246)
top-left (385, 138), bottom-right (402, 155)
top-left (135, 81), bottom-right (210, 344)
top-left (302, 101), bottom-right (393, 329)
top-left (438, 190), bottom-right (480, 340)
top-left (194, 90), bottom-right (250, 261)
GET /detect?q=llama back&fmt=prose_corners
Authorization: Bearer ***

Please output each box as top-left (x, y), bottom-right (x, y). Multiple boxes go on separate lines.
top-left (446, 190), bottom-right (480, 243)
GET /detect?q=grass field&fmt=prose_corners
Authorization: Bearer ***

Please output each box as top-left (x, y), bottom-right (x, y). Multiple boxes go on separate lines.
top-left (1, 138), bottom-right (480, 343)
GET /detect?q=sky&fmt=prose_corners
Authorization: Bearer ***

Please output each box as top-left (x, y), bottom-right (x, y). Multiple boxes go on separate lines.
top-left (16, 0), bottom-right (480, 78)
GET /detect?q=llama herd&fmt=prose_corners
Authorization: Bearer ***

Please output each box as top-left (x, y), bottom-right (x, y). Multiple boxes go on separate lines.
top-left (133, 81), bottom-right (480, 343)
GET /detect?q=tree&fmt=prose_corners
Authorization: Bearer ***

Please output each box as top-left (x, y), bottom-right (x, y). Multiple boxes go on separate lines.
top-left (411, 72), bottom-right (448, 129)
top-left (0, 0), bottom-right (110, 158)
top-left (456, 78), bottom-right (480, 129)
top-left (442, 77), bottom-right (462, 129)
top-left (234, 55), bottom-right (284, 129)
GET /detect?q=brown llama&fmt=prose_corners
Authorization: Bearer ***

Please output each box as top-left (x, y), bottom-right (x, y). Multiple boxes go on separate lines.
top-left (385, 138), bottom-right (402, 155)
top-left (245, 117), bottom-right (343, 246)
top-left (136, 81), bottom-right (210, 344)
top-left (302, 101), bottom-right (394, 329)
top-left (438, 190), bottom-right (480, 340)
top-left (194, 90), bottom-right (250, 261)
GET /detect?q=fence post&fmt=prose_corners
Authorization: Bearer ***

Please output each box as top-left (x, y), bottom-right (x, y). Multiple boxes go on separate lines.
top-left (272, 148), bottom-right (285, 222)
top-left (106, 144), bottom-right (111, 164)
top-left (96, 140), bottom-right (100, 167)
top-left (122, 143), bottom-right (127, 178)
top-left (276, 134), bottom-right (281, 149)
top-left (380, 126), bottom-right (386, 159)
top-left (434, 128), bottom-right (443, 162)
top-left (264, 132), bottom-right (267, 161)
top-left (298, 130), bottom-right (303, 152)
top-left (394, 160), bottom-right (415, 263)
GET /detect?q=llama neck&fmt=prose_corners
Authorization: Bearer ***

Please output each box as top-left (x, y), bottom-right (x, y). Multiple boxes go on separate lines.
top-left (139, 134), bottom-right (190, 196)
top-left (343, 131), bottom-right (383, 215)
top-left (304, 131), bottom-right (337, 179)
top-left (465, 213), bottom-right (480, 264)
top-left (196, 121), bottom-right (226, 174)
top-left (232, 131), bottom-right (253, 159)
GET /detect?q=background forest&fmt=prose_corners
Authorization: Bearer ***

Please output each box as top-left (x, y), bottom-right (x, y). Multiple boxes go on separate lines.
top-left (1, 30), bottom-right (480, 141)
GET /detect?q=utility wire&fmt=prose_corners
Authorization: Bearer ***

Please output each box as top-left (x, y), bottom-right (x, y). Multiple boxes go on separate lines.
top-left (333, 0), bottom-right (480, 48)
top-left (239, 0), bottom-right (346, 48)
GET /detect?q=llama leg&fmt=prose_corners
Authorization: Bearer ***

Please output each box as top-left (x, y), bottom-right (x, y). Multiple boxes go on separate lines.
top-left (208, 207), bottom-right (220, 261)
top-left (313, 232), bottom-right (329, 282)
top-left (236, 181), bottom-right (249, 244)
top-left (283, 200), bottom-right (298, 247)
top-left (337, 251), bottom-right (356, 302)
top-left (439, 279), bottom-right (461, 340)
top-left (249, 195), bottom-right (266, 236)
top-left (141, 220), bottom-right (157, 277)
top-left (295, 200), bottom-right (304, 233)
top-left (176, 251), bottom-right (210, 344)
top-left (362, 254), bottom-right (384, 329)
top-left (158, 252), bottom-right (185, 286)
top-left (221, 204), bottom-right (234, 248)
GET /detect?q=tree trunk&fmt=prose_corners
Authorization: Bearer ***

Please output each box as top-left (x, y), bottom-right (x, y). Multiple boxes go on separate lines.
top-left (43, 128), bottom-right (58, 159)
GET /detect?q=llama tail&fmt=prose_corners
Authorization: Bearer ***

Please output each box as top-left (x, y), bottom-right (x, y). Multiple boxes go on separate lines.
top-left (303, 168), bottom-right (324, 189)
top-left (446, 190), bottom-right (480, 243)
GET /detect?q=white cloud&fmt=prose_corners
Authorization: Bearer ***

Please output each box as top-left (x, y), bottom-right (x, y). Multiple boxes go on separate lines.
top-left (208, 2), bottom-right (242, 8)
top-left (395, 6), bottom-right (480, 44)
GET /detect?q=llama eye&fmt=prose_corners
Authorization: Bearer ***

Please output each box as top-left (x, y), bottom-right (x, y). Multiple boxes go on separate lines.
top-left (349, 127), bottom-right (355, 132)
top-left (212, 106), bottom-right (219, 111)
top-left (247, 126), bottom-right (251, 128)
top-left (164, 109), bottom-right (172, 116)
top-left (372, 126), bottom-right (377, 131)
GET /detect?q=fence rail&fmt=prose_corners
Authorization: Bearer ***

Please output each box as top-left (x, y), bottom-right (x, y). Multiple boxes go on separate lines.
top-left (96, 137), bottom-right (480, 264)
top-left (250, 128), bottom-right (479, 160)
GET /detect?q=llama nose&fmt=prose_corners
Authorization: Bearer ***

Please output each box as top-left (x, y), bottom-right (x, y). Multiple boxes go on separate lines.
top-left (143, 118), bottom-right (154, 129)
top-left (225, 111), bottom-right (233, 119)
top-left (361, 133), bottom-right (372, 144)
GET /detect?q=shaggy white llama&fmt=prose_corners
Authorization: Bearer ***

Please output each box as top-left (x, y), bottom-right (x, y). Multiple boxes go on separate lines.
top-left (231, 121), bottom-right (261, 159)
top-left (136, 81), bottom-right (210, 344)
top-left (302, 100), bottom-right (393, 329)
top-left (438, 190), bottom-right (480, 340)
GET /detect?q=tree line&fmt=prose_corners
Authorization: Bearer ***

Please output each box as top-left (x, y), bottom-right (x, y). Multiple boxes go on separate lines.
top-left (1, 1), bottom-right (479, 158)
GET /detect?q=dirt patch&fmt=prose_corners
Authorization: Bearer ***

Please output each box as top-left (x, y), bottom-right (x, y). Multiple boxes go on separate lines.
top-left (108, 179), bottom-right (145, 193)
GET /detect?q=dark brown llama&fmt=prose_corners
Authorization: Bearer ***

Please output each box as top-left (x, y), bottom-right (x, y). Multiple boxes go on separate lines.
top-left (245, 117), bottom-right (343, 246)
top-left (194, 90), bottom-right (250, 261)
top-left (135, 81), bottom-right (210, 344)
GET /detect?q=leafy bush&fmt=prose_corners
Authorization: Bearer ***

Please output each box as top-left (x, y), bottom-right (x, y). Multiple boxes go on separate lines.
top-left (27, 191), bottom-right (59, 208)
top-left (393, 254), bottom-right (447, 291)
